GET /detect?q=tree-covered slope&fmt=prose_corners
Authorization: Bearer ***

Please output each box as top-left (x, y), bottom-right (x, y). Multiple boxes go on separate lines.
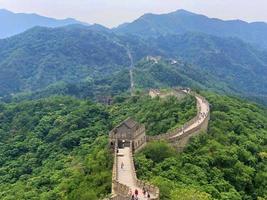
top-left (0, 91), bottom-right (266, 200)
top-left (132, 59), bottom-right (233, 94)
top-left (115, 9), bottom-right (267, 49)
top-left (149, 33), bottom-right (267, 100)
top-left (0, 92), bottom-right (199, 199)
top-left (0, 97), bottom-right (113, 199)
top-left (0, 26), bottom-right (266, 105)
top-left (123, 33), bottom-right (267, 104)
top-left (6, 69), bottom-right (131, 103)
top-left (109, 94), bottom-right (197, 136)
top-left (135, 93), bottom-right (267, 200)
top-left (0, 25), bottom-right (130, 97)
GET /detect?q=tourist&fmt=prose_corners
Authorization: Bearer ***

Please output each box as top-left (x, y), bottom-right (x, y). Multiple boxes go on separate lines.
top-left (131, 194), bottom-right (135, 200)
top-left (121, 162), bottom-right (124, 169)
top-left (147, 192), bottom-right (151, 200)
top-left (142, 187), bottom-right (146, 196)
top-left (135, 189), bottom-right (138, 197)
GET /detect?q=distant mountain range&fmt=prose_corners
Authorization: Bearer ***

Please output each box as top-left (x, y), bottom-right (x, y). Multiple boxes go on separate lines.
top-left (114, 9), bottom-right (267, 49)
top-left (0, 9), bottom-right (266, 105)
top-left (0, 9), bottom-right (88, 38)
top-left (0, 25), bottom-right (266, 104)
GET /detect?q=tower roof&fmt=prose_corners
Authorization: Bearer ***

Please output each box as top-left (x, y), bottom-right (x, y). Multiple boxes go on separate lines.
top-left (122, 117), bottom-right (138, 129)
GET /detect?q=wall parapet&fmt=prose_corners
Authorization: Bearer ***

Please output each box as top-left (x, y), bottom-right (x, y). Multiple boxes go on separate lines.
top-left (108, 88), bottom-right (210, 200)
top-left (147, 88), bottom-right (210, 150)
top-left (112, 180), bottom-right (131, 198)
top-left (129, 144), bottom-right (160, 200)
top-left (111, 142), bottom-right (132, 199)
top-left (110, 126), bottom-right (159, 200)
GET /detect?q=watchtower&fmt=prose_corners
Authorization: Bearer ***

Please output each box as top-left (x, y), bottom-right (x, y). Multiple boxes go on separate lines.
top-left (109, 118), bottom-right (146, 152)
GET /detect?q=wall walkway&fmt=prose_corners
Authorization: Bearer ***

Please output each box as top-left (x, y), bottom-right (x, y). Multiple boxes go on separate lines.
top-left (109, 88), bottom-right (210, 199)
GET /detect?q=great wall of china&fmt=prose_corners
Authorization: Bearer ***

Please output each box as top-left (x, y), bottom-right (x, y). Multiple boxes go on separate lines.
top-left (108, 88), bottom-right (210, 199)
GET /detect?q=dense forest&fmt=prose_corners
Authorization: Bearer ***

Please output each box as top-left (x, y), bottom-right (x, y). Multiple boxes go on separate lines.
top-left (1, 91), bottom-right (266, 199)
top-left (0, 97), bottom-right (113, 199)
top-left (0, 7), bottom-right (267, 200)
top-left (135, 93), bottom-right (267, 200)
top-left (110, 94), bottom-right (197, 135)
top-left (0, 24), bottom-right (267, 105)
top-left (133, 59), bottom-right (231, 94)
top-left (0, 92), bottom-right (197, 199)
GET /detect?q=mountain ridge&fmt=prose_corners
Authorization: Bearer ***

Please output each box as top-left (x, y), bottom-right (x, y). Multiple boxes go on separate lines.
top-left (0, 8), bottom-right (89, 38)
top-left (114, 9), bottom-right (267, 49)
top-left (0, 25), bottom-right (267, 105)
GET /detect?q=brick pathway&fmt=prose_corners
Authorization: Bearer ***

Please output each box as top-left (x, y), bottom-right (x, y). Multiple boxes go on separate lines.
top-left (117, 147), bottom-right (155, 200)
top-left (171, 95), bottom-right (209, 138)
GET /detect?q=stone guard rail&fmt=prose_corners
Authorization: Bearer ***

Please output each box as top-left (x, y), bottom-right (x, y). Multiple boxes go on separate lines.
top-left (110, 142), bottom-right (159, 200)
top-left (111, 143), bottom-right (132, 199)
top-left (128, 145), bottom-right (160, 199)
top-left (109, 88), bottom-right (209, 199)
top-left (147, 89), bottom-right (210, 147)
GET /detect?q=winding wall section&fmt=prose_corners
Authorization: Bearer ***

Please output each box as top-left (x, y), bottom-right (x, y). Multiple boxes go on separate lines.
top-left (147, 89), bottom-right (210, 150)
top-left (109, 88), bottom-right (210, 199)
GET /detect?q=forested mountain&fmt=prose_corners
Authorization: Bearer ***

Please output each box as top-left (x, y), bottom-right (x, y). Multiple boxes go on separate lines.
top-left (0, 25), bottom-right (266, 104)
top-left (0, 9), bottom-right (87, 38)
top-left (115, 9), bottom-right (267, 49)
top-left (0, 7), bottom-right (266, 200)
top-left (0, 25), bottom-right (130, 97)
top-left (143, 33), bottom-right (267, 102)
top-left (117, 32), bottom-right (267, 104)
top-left (1, 92), bottom-right (266, 199)
top-left (133, 59), bottom-right (232, 93)
top-left (0, 92), bottom-right (197, 199)
top-left (1, 5), bottom-right (267, 200)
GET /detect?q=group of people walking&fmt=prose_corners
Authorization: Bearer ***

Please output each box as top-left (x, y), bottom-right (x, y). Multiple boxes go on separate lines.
top-left (200, 111), bottom-right (207, 118)
top-left (197, 111), bottom-right (208, 124)
top-left (121, 161), bottom-right (151, 200)
top-left (130, 188), bottom-right (150, 200)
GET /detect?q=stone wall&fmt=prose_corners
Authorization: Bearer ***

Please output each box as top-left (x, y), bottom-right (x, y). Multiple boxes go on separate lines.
top-left (110, 139), bottom-right (159, 200)
top-left (108, 89), bottom-right (209, 199)
top-left (147, 89), bottom-right (210, 150)
top-left (112, 180), bottom-right (131, 198)
top-left (170, 111), bottom-right (210, 151)
top-left (111, 143), bottom-right (131, 199)
top-left (128, 143), bottom-right (160, 200)
top-left (132, 124), bottom-right (146, 152)
top-left (149, 89), bottom-right (186, 100)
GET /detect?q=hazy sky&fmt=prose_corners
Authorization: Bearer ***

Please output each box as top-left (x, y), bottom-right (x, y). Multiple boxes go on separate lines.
top-left (0, 0), bottom-right (267, 27)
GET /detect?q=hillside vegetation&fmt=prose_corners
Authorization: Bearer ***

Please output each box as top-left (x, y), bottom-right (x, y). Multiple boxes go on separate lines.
top-left (0, 92), bottom-right (196, 199)
top-left (0, 25), bottom-right (267, 105)
top-left (0, 97), bottom-right (113, 199)
top-left (110, 94), bottom-right (197, 135)
top-left (1, 92), bottom-right (266, 200)
top-left (146, 33), bottom-right (267, 98)
top-left (135, 93), bottom-right (267, 200)
top-left (0, 26), bottom-right (129, 97)
top-left (133, 59), bottom-right (232, 93)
